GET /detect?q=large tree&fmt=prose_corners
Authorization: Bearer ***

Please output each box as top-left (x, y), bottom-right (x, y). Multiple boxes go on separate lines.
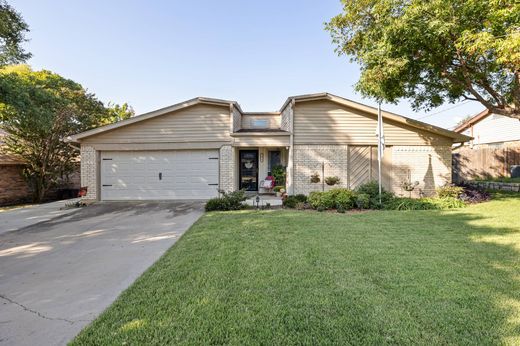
top-left (0, 0), bottom-right (31, 66)
top-left (0, 65), bottom-right (133, 202)
top-left (326, 0), bottom-right (520, 119)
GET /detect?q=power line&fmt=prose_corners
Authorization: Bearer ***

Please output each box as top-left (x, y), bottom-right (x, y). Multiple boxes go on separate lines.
top-left (417, 101), bottom-right (471, 120)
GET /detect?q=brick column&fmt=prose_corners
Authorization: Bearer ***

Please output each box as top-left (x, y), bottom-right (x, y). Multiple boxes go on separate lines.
top-left (80, 145), bottom-right (98, 200)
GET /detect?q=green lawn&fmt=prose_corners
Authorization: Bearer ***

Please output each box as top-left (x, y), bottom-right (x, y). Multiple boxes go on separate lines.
top-left (72, 195), bottom-right (520, 345)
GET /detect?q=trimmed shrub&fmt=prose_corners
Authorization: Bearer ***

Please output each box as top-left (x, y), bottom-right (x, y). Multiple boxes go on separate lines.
top-left (437, 184), bottom-right (464, 199)
top-left (205, 190), bottom-right (247, 211)
top-left (283, 194), bottom-right (307, 208)
top-left (308, 188), bottom-right (356, 211)
top-left (356, 181), bottom-right (394, 209)
top-left (355, 193), bottom-right (370, 209)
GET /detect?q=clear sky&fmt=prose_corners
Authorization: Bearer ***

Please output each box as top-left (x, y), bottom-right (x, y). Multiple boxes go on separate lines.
top-left (11, 0), bottom-right (485, 129)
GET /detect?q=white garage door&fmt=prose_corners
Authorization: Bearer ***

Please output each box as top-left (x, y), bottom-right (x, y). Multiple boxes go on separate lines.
top-left (100, 150), bottom-right (219, 200)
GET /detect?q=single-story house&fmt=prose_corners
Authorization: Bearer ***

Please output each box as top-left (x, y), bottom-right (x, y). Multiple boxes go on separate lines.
top-left (452, 109), bottom-right (520, 180)
top-left (0, 130), bottom-right (33, 206)
top-left (0, 129), bottom-right (81, 206)
top-left (68, 93), bottom-right (469, 201)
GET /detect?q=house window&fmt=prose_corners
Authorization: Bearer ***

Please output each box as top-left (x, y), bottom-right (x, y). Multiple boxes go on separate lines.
top-left (252, 119), bottom-right (269, 128)
top-left (268, 150), bottom-right (281, 171)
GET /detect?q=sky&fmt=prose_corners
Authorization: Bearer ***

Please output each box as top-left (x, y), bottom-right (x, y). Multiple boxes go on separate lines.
top-left (11, 0), bottom-right (485, 129)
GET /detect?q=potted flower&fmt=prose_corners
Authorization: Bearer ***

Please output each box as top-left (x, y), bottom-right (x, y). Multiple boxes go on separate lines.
top-left (274, 186), bottom-right (285, 197)
top-left (325, 176), bottom-right (341, 186)
top-left (310, 172), bottom-right (320, 183)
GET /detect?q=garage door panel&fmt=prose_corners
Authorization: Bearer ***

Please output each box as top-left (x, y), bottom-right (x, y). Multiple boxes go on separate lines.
top-left (100, 150), bottom-right (219, 200)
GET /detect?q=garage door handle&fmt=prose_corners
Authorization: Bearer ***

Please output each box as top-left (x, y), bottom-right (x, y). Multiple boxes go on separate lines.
top-left (102, 184), bottom-right (112, 187)
top-left (208, 183), bottom-right (218, 186)
top-left (159, 172), bottom-right (162, 180)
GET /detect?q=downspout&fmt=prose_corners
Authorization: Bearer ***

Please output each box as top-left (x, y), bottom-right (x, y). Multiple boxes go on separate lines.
top-left (288, 99), bottom-right (295, 195)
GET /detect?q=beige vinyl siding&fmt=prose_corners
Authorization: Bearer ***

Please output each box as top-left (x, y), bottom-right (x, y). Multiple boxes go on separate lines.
top-left (241, 114), bottom-right (281, 130)
top-left (82, 104), bottom-right (231, 144)
top-left (232, 135), bottom-right (290, 147)
top-left (293, 100), bottom-right (452, 146)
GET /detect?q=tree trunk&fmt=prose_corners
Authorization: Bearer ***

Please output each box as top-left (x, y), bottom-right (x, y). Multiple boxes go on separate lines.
top-left (31, 174), bottom-right (47, 203)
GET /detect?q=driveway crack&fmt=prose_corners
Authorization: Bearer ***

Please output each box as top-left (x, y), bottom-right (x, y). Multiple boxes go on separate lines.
top-left (0, 293), bottom-right (79, 325)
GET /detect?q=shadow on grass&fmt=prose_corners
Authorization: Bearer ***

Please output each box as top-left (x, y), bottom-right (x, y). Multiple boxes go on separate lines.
top-left (72, 197), bottom-right (520, 345)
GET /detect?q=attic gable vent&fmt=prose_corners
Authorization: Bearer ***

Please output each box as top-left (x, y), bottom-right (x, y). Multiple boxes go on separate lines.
top-left (252, 119), bottom-right (269, 128)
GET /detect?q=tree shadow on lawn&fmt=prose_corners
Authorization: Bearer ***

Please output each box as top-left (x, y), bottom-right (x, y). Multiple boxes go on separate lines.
top-left (73, 204), bottom-right (520, 345)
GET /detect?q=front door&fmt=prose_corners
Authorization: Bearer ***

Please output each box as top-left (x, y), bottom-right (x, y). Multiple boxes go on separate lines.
top-left (239, 150), bottom-right (258, 191)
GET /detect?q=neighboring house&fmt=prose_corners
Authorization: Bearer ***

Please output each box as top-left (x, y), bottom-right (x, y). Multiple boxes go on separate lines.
top-left (0, 129), bottom-right (81, 205)
top-left (454, 109), bottom-right (520, 147)
top-left (68, 93), bottom-right (469, 200)
top-left (453, 110), bottom-right (520, 180)
top-left (0, 130), bottom-right (33, 206)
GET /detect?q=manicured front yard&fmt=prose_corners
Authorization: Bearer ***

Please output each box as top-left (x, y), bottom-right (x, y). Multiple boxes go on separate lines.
top-left (73, 195), bottom-right (520, 345)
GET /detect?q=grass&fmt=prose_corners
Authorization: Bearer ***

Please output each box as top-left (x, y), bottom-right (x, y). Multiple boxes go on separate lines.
top-left (72, 195), bottom-right (520, 345)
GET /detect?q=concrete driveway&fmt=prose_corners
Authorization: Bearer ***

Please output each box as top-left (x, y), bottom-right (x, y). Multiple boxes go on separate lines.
top-left (0, 201), bottom-right (204, 346)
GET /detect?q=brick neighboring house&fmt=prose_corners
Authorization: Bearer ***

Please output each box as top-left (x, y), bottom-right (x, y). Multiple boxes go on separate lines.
top-left (0, 129), bottom-right (80, 206)
top-left (69, 93), bottom-right (470, 201)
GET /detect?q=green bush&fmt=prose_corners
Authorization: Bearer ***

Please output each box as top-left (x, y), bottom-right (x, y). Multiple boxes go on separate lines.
top-left (205, 190), bottom-right (247, 211)
top-left (283, 194), bottom-right (307, 208)
top-left (273, 186), bottom-right (285, 193)
top-left (355, 193), bottom-right (370, 209)
top-left (384, 197), bottom-right (465, 210)
top-left (437, 184), bottom-right (464, 199)
top-left (356, 181), bottom-right (394, 209)
top-left (308, 188), bottom-right (356, 210)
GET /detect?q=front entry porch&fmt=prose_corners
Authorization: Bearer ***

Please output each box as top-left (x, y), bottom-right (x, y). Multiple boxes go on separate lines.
top-left (237, 147), bottom-right (288, 194)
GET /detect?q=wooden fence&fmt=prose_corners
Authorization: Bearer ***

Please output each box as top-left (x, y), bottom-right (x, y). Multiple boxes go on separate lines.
top-left (452, 143), bottom-right (520, 182)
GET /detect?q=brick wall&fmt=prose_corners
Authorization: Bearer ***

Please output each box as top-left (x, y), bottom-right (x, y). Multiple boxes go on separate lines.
top-left (293, 145), bottom-right (349, 195)
top-left (219, 145), bottom-right (235, 192)
top-left (292, 144), bottom-right (452, 197)
top-left (391, 146), bottom-right (451, 197)
top-left (0, 164), bottom-right (80, 206)
top-left (0, 164), bottom-right (32, 206)
top-left (80, 145), bottom-right (98, 200)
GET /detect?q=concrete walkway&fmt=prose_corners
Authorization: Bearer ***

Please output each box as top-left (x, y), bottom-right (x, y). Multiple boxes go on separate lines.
top-left (0, 201), bottom-right (204, 346)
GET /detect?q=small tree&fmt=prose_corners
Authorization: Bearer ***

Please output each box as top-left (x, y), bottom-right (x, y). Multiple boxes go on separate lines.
top-left (326, 0), bottom-right (520, 119)
top-left (0, 65), bottom-right (133, 202)
top-left (0, 1), bottom-right (31, 66)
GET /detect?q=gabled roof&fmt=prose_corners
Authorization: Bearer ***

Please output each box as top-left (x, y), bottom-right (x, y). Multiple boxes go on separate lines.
top-left (453, 109), bottom-right (491, 133)
top-left (280, 92), bottom-right (471, 143)
top-left (68, 92), bottom-right (470, 143)
top-left (68, 97), bottom-right (242, 142)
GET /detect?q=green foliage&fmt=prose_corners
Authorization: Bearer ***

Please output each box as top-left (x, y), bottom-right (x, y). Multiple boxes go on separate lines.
top-left (355, 193), bottom-right (370, 209)
top-left (100, 102), bottom-right (134, 125)
top-left (271, 165), bottom-right (286, 186)
top-left (283, 194), bottom-right (307, 208)
top-left (273, 185), bottom-right (284, 193)
top-left (326, 0), bottom-right (520, 119)
top-left (0, 65), bottom-right (133, 202)
top-left (385, 197), bottom-right (466, 211)
top-left (0, 1), bottom-right (31, 66)
top-left (205, 190), bottom-right (247, 211)
top-left (355, 181), bottom-right (394, 209)
top-left (437, 184), bottom-right (465, 199)
top-left (308, 188), bottom-right (356, 210)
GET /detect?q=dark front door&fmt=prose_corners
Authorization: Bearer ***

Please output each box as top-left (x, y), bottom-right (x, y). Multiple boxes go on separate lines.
top-left (239, 150), bottom-right (258, 191)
